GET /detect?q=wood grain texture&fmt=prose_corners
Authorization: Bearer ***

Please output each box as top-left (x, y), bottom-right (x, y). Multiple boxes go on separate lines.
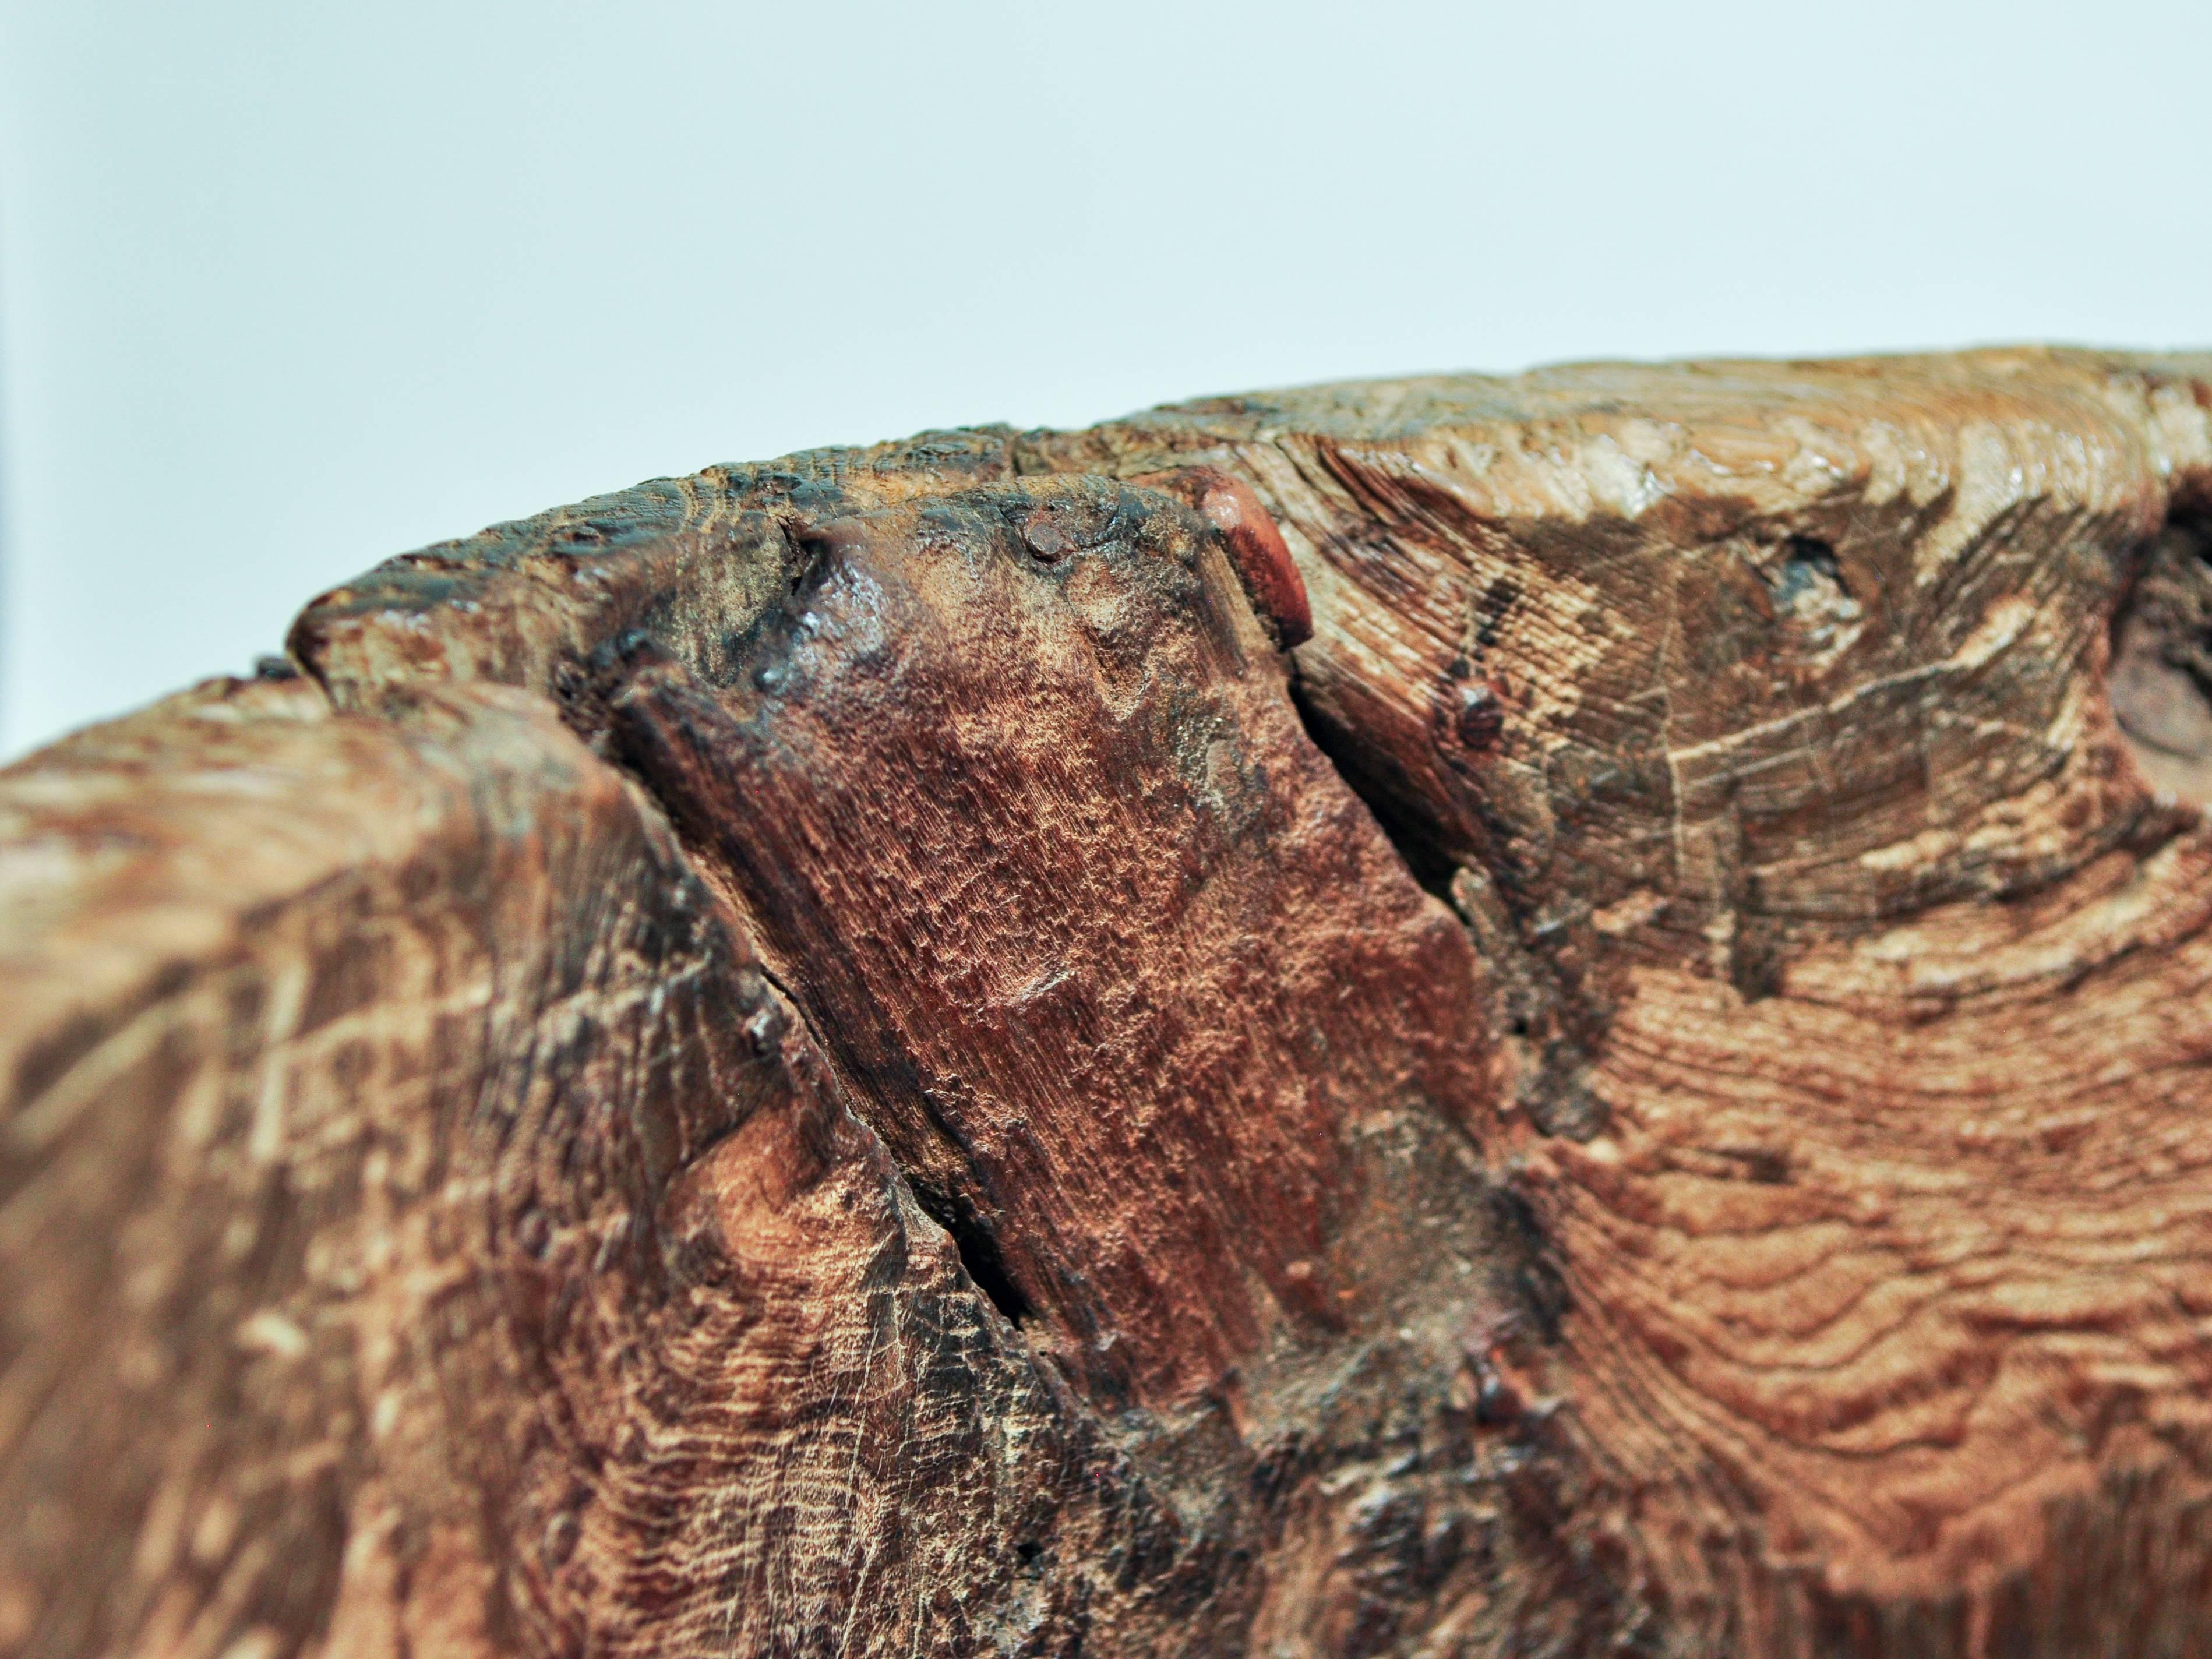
top-left (1033, 347), bottom-right (2212, 1648)
top-left (584, 476), bottom-right (1495, 1407)
top-left (10, 347), bottom-right (2212, 1656)
top-left (0, 677), bottom-right (1213, 1658)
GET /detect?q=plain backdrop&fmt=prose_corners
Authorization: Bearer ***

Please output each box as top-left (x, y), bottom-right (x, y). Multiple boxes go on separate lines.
top-left (2, 0), bottom-right (2207, 758)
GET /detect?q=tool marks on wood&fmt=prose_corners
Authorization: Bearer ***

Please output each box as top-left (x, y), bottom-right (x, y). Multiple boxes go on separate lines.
top-left (1036, 351), bottom-right (2212, 1649)
top-left (585, 476), bottom-right (1498, 1408)
top-left (0, 680), bottom-right (1187, 1659)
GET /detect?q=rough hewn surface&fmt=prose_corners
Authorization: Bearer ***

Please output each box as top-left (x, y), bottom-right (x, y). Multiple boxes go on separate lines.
top-left (585, 477), bottom-right (1495, 1407)
top-left (0, 679), bottom-right (1212, 1657)
top-left (1029, 350), bottom-right (2212, 1647)
top-left (10, 347), bottom-right (2212, 1657)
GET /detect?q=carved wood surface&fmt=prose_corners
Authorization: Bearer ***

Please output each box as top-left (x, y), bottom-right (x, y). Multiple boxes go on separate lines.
top-left (8, 347), bottom-right (2212, 1656)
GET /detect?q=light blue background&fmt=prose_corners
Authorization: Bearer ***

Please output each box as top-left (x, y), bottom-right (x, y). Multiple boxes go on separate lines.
top-left (2, 0), bottom-right (2203, 756)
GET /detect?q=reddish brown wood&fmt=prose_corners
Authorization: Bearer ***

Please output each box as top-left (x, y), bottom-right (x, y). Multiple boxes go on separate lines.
top-left (9, 348), bottom-right (2212, 1656)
